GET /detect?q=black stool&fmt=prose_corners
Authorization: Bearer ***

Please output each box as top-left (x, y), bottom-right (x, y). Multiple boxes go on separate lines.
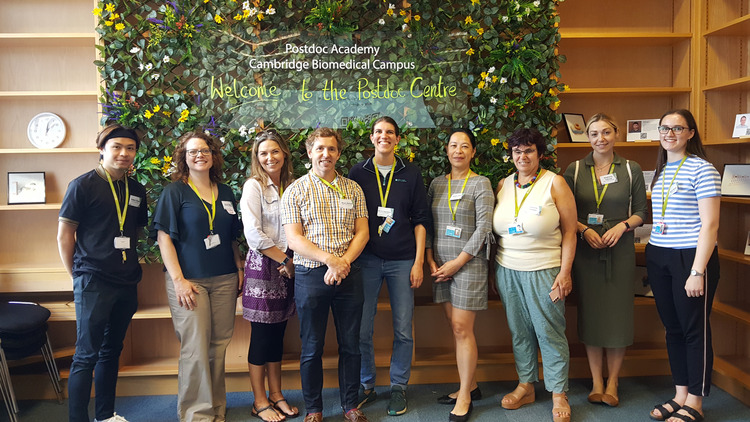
top-left (0, 301), bottom-right (63, 422)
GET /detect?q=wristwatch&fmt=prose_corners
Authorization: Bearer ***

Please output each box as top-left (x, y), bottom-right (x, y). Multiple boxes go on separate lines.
top-left (689, 269), bottom-right (704, 277)
top-left (580, 227), bottom-right (591, 239)
top-left (282, 256), bottom-right (290, 265)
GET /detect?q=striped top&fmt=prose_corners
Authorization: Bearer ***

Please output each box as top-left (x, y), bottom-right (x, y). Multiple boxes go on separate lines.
top-left (281, 171), bottom-right (368, 268)
top-left (649, 155), bottom-right (721, 249)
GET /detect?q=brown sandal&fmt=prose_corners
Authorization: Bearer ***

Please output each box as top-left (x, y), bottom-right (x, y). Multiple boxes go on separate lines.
top-left (552, 394), bottom-right (571, 422)
top-left (501, 383), bottom-right (535, 410)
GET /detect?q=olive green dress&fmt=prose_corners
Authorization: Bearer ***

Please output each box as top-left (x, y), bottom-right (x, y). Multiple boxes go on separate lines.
top-left (563, 152), bottom-right (648, 348)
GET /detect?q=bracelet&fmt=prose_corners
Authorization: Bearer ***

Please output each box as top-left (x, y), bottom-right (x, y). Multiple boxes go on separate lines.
top-left (580, 227), bottom-right (591, 239)
top-left (282, 256), bottom-right (290, 265)
top-left (622, 221), bottom-right (631, 230)
top-left (237, 267), bottom-right (244, 271)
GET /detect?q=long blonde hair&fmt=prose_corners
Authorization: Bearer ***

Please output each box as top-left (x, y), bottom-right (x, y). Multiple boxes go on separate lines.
top-left (249, 130), bottom-right (294, 188)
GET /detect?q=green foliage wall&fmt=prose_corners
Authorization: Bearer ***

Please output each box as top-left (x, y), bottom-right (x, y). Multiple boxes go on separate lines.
top-left (94, 0), bottom-right (566, 259)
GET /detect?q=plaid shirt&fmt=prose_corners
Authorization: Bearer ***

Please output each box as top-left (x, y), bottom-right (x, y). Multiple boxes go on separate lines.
top-left (281, 171), bottom-right (368, 268)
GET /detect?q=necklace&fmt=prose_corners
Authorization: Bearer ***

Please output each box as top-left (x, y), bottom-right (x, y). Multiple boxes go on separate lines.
top-left (514, 168), bottom-right (541, 189)
top-left (595, 161), bottom-right (612, 170)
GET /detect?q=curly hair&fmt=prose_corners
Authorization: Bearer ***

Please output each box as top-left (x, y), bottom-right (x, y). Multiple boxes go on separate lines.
top-left (171, 132), bottom-right (224, 184)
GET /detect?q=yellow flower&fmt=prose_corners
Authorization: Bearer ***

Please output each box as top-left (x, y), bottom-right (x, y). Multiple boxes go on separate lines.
top-left (105, 3), bottom-right (116, 13)
top-left (153, 105), bottom-right (161, 112)
top-left (105, 20), bottom-right (114, 26)
top-left (480, 72), bottom-right (488, 79)
top-left (243, 9), bottom-right (250, 17)
top-left (533, 92), bottom-right (542, 97)
top-left (550, 100), bottom-right (561, 110)
top-left (503, 141), bottom-right (509, 149)
top-left (491, 75), bottom-right (498, 82)
top-left (491, 138), bottom-right (500, 146)
top-left (477, 28), bottom-right (484, 35)
top-left (563, 84), bottom-right (569, 91)
top-left (414, 15), bottom-right (421, 21)
top-left (478, 80), bottom-right (485, 89)
top-left (164, 156), bottom-right (173, 163)
top-left (409, 152), bottom-right (415, 162)
top-left (163, 110), bottom-right (172, 116)
top-left (399, 10), bottom-right (406, 16)
top-left (464, 16), bottom-right (473, 25)
top-left (144, 110), bottom-right (154, 119)
top-left (387, 9), bottom-right (394, 16)
top-left (404, 16), bottom-right (410, 23)
top-left (204, 0), bottom-right (209, 3)
top-left (150, 157), bottom-right (161, 165)
top-left (214, 14), bottom-right (224, 24)
top-left (549, 88), bottom-right (556, 96)
top-left (115, 23), bottom-right (125, 31)
top-left (234, 13), bottom-right (243, 21)
top-left (466, 48), bottom-right (475, 56)
top-left (529, 78), bottom-right (538, 85)
top-left (554, 22), bottom-right (559, 27)
top-left (112, 13), bottom-right (120, 20)
top-left (257, 13), bottom-right (264, 21)
top-left (162, 163), bottom-right (172, 176)
top-left (471, 0), bottom-right (480, 4)
top-left (178, 109), bottom-right (190, 122)
top-left (93, 7), bottom-right (102, 16)
top-left (481, 128), bottom-right (488, 134)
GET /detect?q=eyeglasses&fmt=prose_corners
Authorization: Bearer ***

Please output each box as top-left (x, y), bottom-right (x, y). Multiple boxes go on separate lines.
top-left (657, 126), bottom-right (688, 135)
top-left (512, 148), bottom-right (537, 156)
top-left (186, 148), bottom-right (211, 157)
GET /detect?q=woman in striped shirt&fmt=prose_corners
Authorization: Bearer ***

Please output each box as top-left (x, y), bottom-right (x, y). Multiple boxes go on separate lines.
top-left (646, 109), bottom-right (721, 422)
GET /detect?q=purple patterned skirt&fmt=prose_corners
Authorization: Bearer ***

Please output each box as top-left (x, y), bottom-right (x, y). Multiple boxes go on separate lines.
top-left (242, 248), bottom-right (296, 323)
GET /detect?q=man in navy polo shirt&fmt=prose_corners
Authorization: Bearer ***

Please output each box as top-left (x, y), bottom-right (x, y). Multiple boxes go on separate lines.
top-left (57, 124), bottom-right (148, 422)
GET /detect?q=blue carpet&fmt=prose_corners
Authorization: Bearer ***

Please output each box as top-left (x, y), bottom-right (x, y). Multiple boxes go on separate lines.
top-left (4, 376), bottom-right (749, 421)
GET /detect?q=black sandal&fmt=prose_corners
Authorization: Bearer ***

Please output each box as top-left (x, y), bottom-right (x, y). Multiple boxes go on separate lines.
top-left (650, 399), bottom-right (681, 421)
top-left (252, 404), bottom-right (284, 422)
top-left (669, 405), bottom-right (704, 422)
top-left (271, 398), bottom-right (300, 418)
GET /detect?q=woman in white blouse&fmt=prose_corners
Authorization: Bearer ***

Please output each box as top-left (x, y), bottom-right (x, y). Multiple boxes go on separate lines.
top-left (240, 130), bottom-right (298, 421)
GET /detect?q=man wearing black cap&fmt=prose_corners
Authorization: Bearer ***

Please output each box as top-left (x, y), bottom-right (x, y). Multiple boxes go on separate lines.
top-left (57, 124), bottom-right (148, 422)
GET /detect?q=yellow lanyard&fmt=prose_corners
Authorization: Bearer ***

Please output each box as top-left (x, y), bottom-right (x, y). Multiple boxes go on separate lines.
top-left (661, 156), bottom-right (687, 218)
top-left (590, 164), bottom-right (615, 212)
top-left (278, 182), bottom-right (284, 198)
top-left (188, 178), bottom-right (216, 233)
top-left (448, 171), bottom-right (471, 222)
top-left (514, 169), bottom-right (544, 219)
top-left (374, 160), bottom-right (396, 208)
top-left (104, 167), bottom-right (129, 262)
top-left (316, 173), bottom-right (346, 199)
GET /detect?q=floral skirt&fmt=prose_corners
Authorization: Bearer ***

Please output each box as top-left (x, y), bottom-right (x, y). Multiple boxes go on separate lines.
top-left (242, 248), bottom-right (296, 324)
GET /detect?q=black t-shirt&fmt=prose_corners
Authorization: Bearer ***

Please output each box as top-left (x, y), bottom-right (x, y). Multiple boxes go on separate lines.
top-left (151, 181), bottom-right (242, 279)
top-left (59, 169), bottom-right (148, 284)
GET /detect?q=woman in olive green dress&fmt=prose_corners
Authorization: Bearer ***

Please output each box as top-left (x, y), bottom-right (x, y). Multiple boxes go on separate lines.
top-left (563, 113), bottom-right (647, 407)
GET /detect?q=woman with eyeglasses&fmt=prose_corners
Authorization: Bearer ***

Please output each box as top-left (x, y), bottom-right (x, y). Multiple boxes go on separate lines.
top-left (563, 113), bottom-right (648, 408)
top-left (425, 129), bottom-right (494, 422)
top-left (646, 109), bottom-right (720, 422)
top-left (152, 132), bottom-right (243, 422)
top-left (240, 130), bottom-right (298, 421)
top-left (492, 128), bottom-right (577, 422)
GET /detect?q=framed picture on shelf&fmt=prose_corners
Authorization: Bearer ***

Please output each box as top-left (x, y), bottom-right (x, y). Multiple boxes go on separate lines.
top-left (721, 164), bottom-right (750, 197)
top-left (626, 119), bottom-right (660, 141)
top-left (562, 113), bottom-right (587, 142)
top-left (732, 113), bottom-right (750, 138)
top-left (7, 172), bottom-right (46, 205)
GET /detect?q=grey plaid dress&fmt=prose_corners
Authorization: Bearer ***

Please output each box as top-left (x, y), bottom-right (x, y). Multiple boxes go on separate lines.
top-left (427, 174), bottom-right (494, 310)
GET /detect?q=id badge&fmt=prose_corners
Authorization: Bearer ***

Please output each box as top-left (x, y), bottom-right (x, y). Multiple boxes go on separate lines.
top-left (600, 173), bottom-right (618, 185)
top-left (653, 222), bottom-right (666, 235)
top-left (128, 195), bottom-right (142, 207)
top-left (587, 213), bottom-right (604, 225)
top-left (204, 233), bottom-right (221, 249)
top-left (114, 236), bottom-right (131, 250)
top-left (377, 206), bottom-right (394, 218)
top-left (221, 200), bottom-right (236, 215)
top-left (445, 225), bottom-right (462, 238)
top-left (668, 183), bottom-right (679, 195)
top-left (527, 205), bottom-right (542, 215)
top-left (508, 223), bottom-right (524, 235)
top-left (449, 193), bottom-right (463, 201)
top-left (339, 198), bottom-right (354, 209)
top-left (381, 216), bottom-right (395, 234)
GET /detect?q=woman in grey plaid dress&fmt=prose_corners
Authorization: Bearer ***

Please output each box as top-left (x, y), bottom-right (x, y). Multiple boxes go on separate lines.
top-left (426, 129), bottom-right (494, 422)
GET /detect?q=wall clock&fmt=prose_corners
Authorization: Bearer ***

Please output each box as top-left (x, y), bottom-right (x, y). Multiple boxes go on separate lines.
top-left (27, 112), bottom-right (66, 148)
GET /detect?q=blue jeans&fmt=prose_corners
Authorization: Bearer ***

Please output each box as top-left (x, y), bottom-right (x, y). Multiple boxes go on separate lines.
top-left (68, 274), bottom-right (138, 422)
top-left (295, 264), bottom-right (363, 413)
top-left (357, 252), bottom-right (414, 390)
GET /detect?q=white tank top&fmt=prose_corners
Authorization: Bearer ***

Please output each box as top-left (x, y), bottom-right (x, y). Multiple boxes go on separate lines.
top-left (492, 170), bottom-right (561, 271)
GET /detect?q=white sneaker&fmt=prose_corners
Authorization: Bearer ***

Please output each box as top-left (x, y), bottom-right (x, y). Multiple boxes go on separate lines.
top-left (94, 413), bottom-right (129, 422)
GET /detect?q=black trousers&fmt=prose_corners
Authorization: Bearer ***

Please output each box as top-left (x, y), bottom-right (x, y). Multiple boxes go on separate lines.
top-left (248, 320), bottom-right (288, 365)
top-left (646, 244), bottom-right (719, 396)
